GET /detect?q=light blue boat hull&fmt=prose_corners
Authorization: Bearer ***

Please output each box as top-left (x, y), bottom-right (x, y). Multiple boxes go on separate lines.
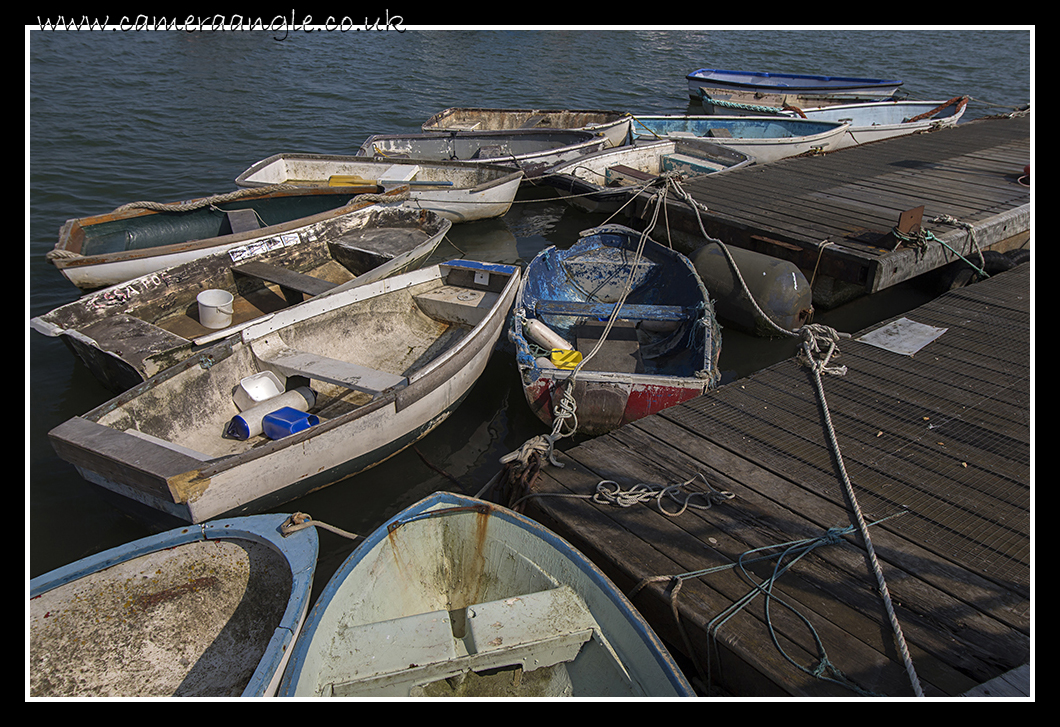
top-left (30, 513), bottom-right (319, 697)
top-left (687, 67), bottom-right (903, 113)
top-left (279, 491), bottom-right (695, 697)
top-left (632, 115), bottom-right (849, 163)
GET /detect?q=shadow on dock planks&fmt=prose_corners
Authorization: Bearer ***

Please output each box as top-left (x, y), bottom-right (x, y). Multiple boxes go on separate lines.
top-left (522, 262), bottom-right (1031, 698)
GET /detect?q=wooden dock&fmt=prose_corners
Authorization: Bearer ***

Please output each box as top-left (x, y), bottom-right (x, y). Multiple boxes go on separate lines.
top-left (631, 113), bottom-right (1030, 308)
top-left (520, 261), bottom-right (1031, 698)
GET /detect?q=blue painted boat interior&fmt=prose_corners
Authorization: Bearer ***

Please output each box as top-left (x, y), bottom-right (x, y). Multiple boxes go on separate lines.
top-left (516, 226), bottom-right (719, 379)
top-left (633, 116), bottom-right (839, 140)
top-left (687, 68), bottom-right (902, 90)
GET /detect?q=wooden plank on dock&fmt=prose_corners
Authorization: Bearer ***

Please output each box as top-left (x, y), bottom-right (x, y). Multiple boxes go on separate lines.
top-left (634, 114), bottom-right (1030, 308)
top-left (520, 263), bottom-right (1031, 697)
top-left (962, 664), bottom-right (1030, 698)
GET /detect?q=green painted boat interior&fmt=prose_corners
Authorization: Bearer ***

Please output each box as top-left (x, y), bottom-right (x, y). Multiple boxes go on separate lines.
top-left (80, 194), bottom-right (361, 257)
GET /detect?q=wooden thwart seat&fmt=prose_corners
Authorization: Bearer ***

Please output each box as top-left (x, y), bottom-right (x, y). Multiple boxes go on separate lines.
top-left (225, 209), bottom-right (261, 234)
top-left (233, 261), bottom-right (338, 299)
top-left (325, 586), bottom-right (596, 697)
top-left (253, 343), bottom-right (407, 396)
top-left (606, 164), bottom-right (656, 187)
top-left (534, 299), bottom-right (690, 322)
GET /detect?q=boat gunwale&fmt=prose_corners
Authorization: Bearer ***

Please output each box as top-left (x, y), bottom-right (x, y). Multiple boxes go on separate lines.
top-left (358, 128), bottom-right (605, 158)
top-left (781, 97), bottom-right (970, 126)
top-left (631, 114), bottom-right (850, 141)
top-left (685, 67), bottom-right (903, 92)
top-left (421, 107), bottom-right (632, 134)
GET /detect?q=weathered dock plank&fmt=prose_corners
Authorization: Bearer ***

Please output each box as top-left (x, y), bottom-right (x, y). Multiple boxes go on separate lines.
top-left (521, 263), bottom-right (1031, 697)
top-left (962, 664), bottom-right (1031, 697)
top-left (631, 114), bottom-right (1030, 308)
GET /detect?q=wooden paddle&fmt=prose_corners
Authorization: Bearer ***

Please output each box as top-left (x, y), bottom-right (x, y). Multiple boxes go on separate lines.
top-left (328, 174), bottom-right (455, 187)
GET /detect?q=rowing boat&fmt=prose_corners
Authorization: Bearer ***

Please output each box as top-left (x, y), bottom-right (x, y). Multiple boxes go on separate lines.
top-left (631, 115), bottom-right (849, 164)
top-left (688, 67), bottom-right (903, 112)
top-left (48, 260), bottom-right (520, 524)
top-left (31, 205), bottom-right (450, 393)
top-left (47, 185), bottom-right (391, 291)
top-left (511, 224), bottom-right (721, 436)
top-left (234, 154), bottom-right (524, 222)
top-left (357, 129), bottom-right (607, 177)
top-left (277, 491), bottom-right (695, 697)
top-left (421, 107), bottom-right (631, 148)
top-left (30, 513), bottom-right (318, 697)
top-left (779, 96), bottom-right (969, 149)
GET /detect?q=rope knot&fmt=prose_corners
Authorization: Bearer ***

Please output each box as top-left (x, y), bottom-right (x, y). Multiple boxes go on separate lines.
top-left (820, 526), bottom-right (849, 545)
top-left (797, 323), bottom-right (848, 376)
top-left (280, 512), bottom-right (313, 536)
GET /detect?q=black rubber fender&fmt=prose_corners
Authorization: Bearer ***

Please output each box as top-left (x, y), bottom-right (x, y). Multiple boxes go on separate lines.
top-left (934, 250), bottom-right (1017, 293)
top-left (1006, 248), bottom-right (1031, 266)
top-left (981, 250), bottom-right (1016, 275)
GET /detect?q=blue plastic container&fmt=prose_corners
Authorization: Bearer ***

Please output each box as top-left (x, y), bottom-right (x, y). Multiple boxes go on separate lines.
top-left (262, 407), bottom-right (320, 440)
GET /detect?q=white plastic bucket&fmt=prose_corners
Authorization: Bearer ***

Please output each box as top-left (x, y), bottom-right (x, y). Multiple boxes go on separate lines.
top-left (197, 289), bottom-right (234, 329)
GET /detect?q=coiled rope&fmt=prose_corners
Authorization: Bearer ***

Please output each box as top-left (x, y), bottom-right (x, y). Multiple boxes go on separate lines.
top-left (505, 472), bottom-right (735, 516)
top-left (629, 511), bottom-right (907, 696)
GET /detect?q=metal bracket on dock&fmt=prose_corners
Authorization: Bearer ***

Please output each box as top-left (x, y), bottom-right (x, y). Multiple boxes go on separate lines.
top-left (889, 206), bottom-right (925, 251)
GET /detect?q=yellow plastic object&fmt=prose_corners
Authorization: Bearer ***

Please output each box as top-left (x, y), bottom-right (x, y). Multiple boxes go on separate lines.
top-left (328, 174), bottom-right (374, 187)
top-left (551, 349), bottom-right (583, 370)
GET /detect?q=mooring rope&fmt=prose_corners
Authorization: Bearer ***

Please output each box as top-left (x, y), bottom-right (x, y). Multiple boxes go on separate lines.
top-left (111, 183), bottom-right (305, 213)
top-left (801, 335), bottom-right (924, 696)
top-left (280, 512), bottom-right (362, 542)
top-left (637, 175), bottom-right (922, 695)
top-left (114, 186), bottom-right (409, 214)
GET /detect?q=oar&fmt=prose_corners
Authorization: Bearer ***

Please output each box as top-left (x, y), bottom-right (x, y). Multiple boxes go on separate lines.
top-left (328, 174), bottom-right (454, 187)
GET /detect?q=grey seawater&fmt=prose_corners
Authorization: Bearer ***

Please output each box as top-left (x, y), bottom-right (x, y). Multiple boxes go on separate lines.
top-left (29, 29), bottom-right (1030, 611)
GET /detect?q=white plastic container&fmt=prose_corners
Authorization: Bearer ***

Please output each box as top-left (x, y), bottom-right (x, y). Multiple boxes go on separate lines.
top-left (225, 387), bottom-right (316, 440)
top-left (233, 371), bottom-right (285, 411)
top-left (197, 289), bottom-right (234, 329)
top-left (524, 318), bottom-right (572, 351)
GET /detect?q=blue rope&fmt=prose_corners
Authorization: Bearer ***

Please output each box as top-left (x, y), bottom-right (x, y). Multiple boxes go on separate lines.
top-left (646, 512), bottom-right (907, 696)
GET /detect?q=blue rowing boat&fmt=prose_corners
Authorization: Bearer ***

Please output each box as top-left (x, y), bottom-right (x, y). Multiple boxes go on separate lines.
top-left (687, 67), bottom-right (903, 113)
top-left (631, 115), bottom-right (849, 163)
top-left (30, 513), bottom-right (319, 697)
top-left (511, 224), bottom-right (721, 436)
top-left (278, 491), bottom-right (695, 697)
